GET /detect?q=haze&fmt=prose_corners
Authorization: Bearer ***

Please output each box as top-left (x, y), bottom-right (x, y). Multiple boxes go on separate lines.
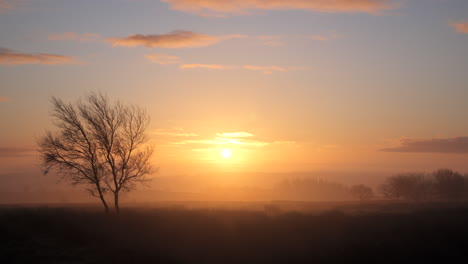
top-left (1, 0), bottom-right (468, 203)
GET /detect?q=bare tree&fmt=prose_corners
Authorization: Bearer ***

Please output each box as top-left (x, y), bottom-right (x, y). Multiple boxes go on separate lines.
top-left (379, 173), bottom-right (433, 202)
top-left (349, 184), bottom-right (373, 201)
top-left (38, 93), bottom-right (154, 213)
top-left (433, 169), bottom-right (465, 201)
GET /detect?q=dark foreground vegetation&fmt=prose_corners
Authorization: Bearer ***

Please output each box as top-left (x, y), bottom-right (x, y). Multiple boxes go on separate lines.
top-left (2, 203), bottom-right (468, 263)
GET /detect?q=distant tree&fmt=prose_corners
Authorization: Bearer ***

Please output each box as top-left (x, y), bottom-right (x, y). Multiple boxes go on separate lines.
top-left (349, 184), bottom-right (373, 201)
top-left (380, 173), bottom-right (432, 202)
top-left (38, 93), bottom-right (154, 213)
top-left (433, 169), bottom-right (465, 201)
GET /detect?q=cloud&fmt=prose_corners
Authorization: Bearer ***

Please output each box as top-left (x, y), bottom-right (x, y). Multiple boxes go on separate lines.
top-left (145, 54), bottom-right (181, 64)
top-left (0, 96), bottom-right (10, 101)
top-left (308, 33), bottom-right (339, 41)
top-left (256, 35), bottom-right (285, 47)
top-left (160, 130), bottom-right (295, 149)
top-left (151, 128), bottom-right (198, 137)
top-left (179, 64), bottom-right (298, 74)
top-left (180, 64), bottom-right (235, 70)
top-left (451, 21), bottom-right (468, 34)
top-left (48, 32), bottom-right (102, 42)
top-left (108, 30), bottom-right (247, 48)
top-left (0, 0), bottom-right (12, 9)
top-left (380, 137), bottom-right (468, 154)
top-left (179, 63), bottom-right (299, 74)
top-left (0, 147), bottom-right (36, 157)
top-left (162, 0), bottom-right (400, 16)
top-left (172, 137), bottom-right (270, 147)
top-left (243, 65), bottom-right (298, 74)
top-left (0, 47), bottom-right (77, 65)
top-left (216, 132), bottom-right (254, 138)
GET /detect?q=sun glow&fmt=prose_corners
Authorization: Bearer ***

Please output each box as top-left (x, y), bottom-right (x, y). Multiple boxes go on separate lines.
top-left (221, 149), bottom-right (232, 159)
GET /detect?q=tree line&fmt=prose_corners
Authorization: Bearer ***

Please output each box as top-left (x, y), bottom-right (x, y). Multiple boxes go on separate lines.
top-left (348, 169), bottom-right (468, 202)
top-left (275, 169), bottom-right (468, 203)
top-left (379, 169), bottom-right (468, 202)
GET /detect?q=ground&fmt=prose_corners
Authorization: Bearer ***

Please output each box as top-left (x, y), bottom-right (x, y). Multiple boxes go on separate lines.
top-left (2, 201), bottom-right (468, 263)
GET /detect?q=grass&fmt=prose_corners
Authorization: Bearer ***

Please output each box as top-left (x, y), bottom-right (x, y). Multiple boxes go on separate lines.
top-left (2, 202), bottom-right (468, 263)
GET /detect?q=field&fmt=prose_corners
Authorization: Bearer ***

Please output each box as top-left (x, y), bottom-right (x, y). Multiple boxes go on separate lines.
top-left (2, 202), bottom-right (468, 263)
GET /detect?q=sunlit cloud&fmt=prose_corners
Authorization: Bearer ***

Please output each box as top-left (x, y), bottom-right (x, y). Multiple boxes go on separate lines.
top-left (308, 32), bottom-right (339, 41)
top-left (380, 137), bottom-right (468, 154)
top-left (172, 137), bottom-right (270, 147)
top-left (0, 147), bottom-right (36, 157)
top-left (108, 30), bottom-right (247, 48)
top-left (243, 65), bottom-right (300, 74)
top-left (216, 132), bottom-right (254, 138)
top-left (0, 96), bottom-right (10, 101)
top-left (48, 32), bottom-right (102, 42)
top-left (451, 21), bottom-right (468, 34)
top-left (256, 35), bottom-right (285, 47)
top-left (151, 128), bottom-right (198, 137)
top-left (0, 0), bottom-right (12, 9)
top-left (145, 54), bottom-right (181, 64)
top-left (180, 64), bottom-right (235, 70)
top-left (167, 131), bottom-right (295, 148)
top-left (179, 64), bottom-right (298, 73)
top-left (162, 0), bottom-right (400, 16)
top-left (0, 47), bottom-right (78, 65)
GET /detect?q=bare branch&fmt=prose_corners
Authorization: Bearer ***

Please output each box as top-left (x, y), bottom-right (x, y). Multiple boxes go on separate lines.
top-left (38, 92), bottom-right (155, 214)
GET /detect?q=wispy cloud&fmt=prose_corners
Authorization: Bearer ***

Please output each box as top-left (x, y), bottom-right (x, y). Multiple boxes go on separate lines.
top-left (162, 0), bottom-right (400, 16)
top-left (308, 32), bottom-right (339, 41)
top-left (0, 47), bottom-right (77, 65)
top-left (142, 47), bottom-right (298, 74)
top-left (216, 132), bottom-right (254, 138)
top-left (0, 0), bottom-right (12, 9)
top-left (380, 137), bottom-right (468, 154)
top-left (173, 138), bottom-right (296, 148)
top-left (48, 32), bottom-right (102, 42)
top-left (451, 21), bottom-right (468, 34)
top-left (145, 54), bottom-right (181, 64)
top-left (151, 128), bottom-right (198, 137)
top-left (243, 65), bottom-right (299, 74)
top-left (160, 130), bottom-right (295, 149)
top-left (0, 96), bottom-right (10, 102)
top-left (180, 64), bottom-right (235, 70)
top-left (0, 147), bottom-right (36, 157)
top-left (108, 30), bottom-right (247, 48)
top-left (179, 63), bottom-right (298, 74)
top-left (255, 35), bottom-right (285, 47)
top-left (172, 137), bottom-right (270, 147)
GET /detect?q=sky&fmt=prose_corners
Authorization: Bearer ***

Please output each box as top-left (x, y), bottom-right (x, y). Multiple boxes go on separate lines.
top-left (1, 0), bottom-right (468, 198)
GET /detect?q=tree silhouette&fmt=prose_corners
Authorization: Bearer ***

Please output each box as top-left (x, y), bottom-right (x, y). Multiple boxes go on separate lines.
top-left (433, 169), bottom-right (465, 201)
top-left (380, 173), bottom-right (432, 202)
top-left (349, 184), bottom-right (373, 201)
top-left (38, 92), bottom-right (154, 213)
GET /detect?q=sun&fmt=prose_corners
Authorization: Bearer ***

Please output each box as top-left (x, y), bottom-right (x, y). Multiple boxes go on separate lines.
top-left (221, 149), bottom-right (232, 159)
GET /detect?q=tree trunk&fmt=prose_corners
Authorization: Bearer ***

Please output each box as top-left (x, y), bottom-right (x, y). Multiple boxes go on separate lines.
top-left (100, 194), bottom-right (109, 213)
top-left (114, 191), bottom-right (120, 214)
top-left (96, 185), bottom-right (109, 213)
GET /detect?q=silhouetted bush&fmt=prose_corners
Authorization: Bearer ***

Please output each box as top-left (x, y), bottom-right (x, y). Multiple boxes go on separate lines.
top-left (380, 173), bottom-right (433, 201)
top-left (380, 169), bottom-right (468, 202)
top-left (433, 169), bottom-right (466, 201)
top-left (350, 184), bottom-right (374, 201)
